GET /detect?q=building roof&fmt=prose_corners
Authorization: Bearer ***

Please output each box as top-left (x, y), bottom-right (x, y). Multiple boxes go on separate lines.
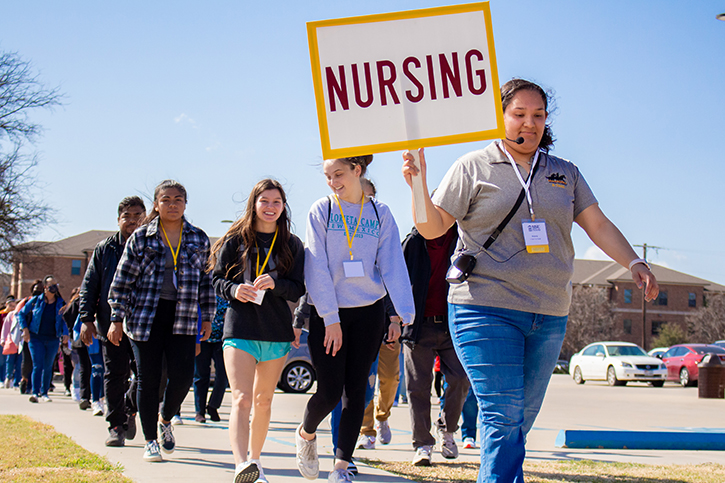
top-left (573, 259), bottom-right (725, 292)
top-left (19, 231), bottom-right (116, 258)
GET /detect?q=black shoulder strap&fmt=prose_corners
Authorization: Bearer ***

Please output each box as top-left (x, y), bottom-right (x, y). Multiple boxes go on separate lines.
top-left (482, 160), bottom-right (541, 250)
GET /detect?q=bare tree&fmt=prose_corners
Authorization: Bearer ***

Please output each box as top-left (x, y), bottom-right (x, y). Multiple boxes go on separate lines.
top-left (0, 51), bottom-right (63, 266)
top-left (561, 286), bottom-right (621, 359)
top-left (687, 292), bottom-right (725, 343)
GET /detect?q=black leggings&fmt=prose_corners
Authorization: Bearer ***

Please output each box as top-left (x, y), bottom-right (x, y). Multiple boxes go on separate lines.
top-left (303, 299), bottom-right (385, 462)
top-left (130, 299), bottom-right (196, 441)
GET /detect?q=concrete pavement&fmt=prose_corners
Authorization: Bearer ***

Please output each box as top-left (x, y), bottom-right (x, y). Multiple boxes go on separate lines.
top-left (2, 374), bottom-right (725, 482)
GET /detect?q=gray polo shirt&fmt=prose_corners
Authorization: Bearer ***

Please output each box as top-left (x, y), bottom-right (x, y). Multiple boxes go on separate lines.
top-left (432, 141), bottom-right (597, 316)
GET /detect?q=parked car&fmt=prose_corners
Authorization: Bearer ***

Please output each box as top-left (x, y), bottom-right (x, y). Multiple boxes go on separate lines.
top-left (713, 340), bottom-right (725, 349)
top-left (569, 341), bottom-right (667, 387)
top-left (553, 359), bottom-right (569, 374)
top-left (648, 347), bottom-right (669, 359)
top-left (277, 329), bottom-right (316, 393)
top-left (660, 344), bottom-right (725, 387)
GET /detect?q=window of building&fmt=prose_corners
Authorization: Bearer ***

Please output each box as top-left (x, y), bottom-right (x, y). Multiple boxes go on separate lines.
top-left (652, 321), bottom-right (664, 336)
top-left (652, 291), bottom-right (668, 306)
top-left (623, 319), bottom-right (632, 334)
top-left (689, 292), bottom-right (697, 308)
top-left (71, 259), bottom-right (82, 276)
top-left (624, 289), bottom-right (632, 304)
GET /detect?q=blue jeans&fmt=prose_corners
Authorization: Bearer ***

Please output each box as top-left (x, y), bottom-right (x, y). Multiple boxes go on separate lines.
top-left (28, 337), bottom-right (60, 397)
top-left (461, 386), bottom-right (478, 440)
top-left (89, 351), bottom-right (105, 402)
top-left (449, 304), bottom-right (567, 483)
top-left (5, 353), bottom-right (22, 386)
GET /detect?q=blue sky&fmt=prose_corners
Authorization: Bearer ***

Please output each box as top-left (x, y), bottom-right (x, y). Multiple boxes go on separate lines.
top-left (2, 1), bottom-right (724, 284)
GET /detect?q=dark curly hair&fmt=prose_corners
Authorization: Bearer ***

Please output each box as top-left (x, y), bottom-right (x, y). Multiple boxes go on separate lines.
top-left (501, 79), bottom-right (556, 153)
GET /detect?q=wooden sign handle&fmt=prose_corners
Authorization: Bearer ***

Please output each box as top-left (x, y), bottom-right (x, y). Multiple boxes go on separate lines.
top-left (409, 149), bottom-right (428, 224)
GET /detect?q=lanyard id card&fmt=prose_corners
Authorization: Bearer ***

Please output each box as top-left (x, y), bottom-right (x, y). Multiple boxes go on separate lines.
top-left (343, 260), bottom-right (365, 278)
top-left (522, 219), bottom-right (549, 254)
top-left (172, 272), bottom-right (178, 289)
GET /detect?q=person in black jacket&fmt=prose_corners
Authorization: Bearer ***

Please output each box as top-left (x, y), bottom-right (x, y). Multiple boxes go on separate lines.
top-left (400, 225), bottom-right (469, 467)
top-left (79, 196), bottom-right (146, 446)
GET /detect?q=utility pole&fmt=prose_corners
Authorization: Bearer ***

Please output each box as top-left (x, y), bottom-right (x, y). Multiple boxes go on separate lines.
top-left (633, 243), bottom-right (661, 350)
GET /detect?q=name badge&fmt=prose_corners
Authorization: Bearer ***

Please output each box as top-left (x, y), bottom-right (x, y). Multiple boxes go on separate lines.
top-left (172, 271), bottom-right (178, 289)
top-left (522, 219), bottom-right (549, 254)
top-left (245, 282), bottom-right (266, 305)
top-left (343, 260), bottom-right (364, 278)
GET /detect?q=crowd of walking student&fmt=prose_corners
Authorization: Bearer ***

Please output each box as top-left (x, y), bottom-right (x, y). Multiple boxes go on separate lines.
top-left (0, 79), bottom-right (659, 483)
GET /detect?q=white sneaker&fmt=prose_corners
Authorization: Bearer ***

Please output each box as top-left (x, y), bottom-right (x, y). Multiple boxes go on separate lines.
top-left (234, 460), bottom-right (260, 483)
top-left (356, 434), bottom-right (376, 449)
top-left (252, 460), bottom-right (268, 483)
top-left (436, 427), bottom-right (459, 459)
top-left (295, 423), bottom-right (319, 480)
top-left (171, 415), bottom-right (184, 425)
top-left (376, 420), bottom-right (392, 445)
top-left (158, 421), bottom-right (175, 454)
top-left (463, 437), bottom-right (477, 449)
top-left (327, 468), bottom-right (353, 483)
top-left (92, 400), bottom-right (104, 416)
top-left (412, 445), bottom-right (432, 466)
top-left (143, 440), bottom-right (162, 462)
top-left (41, 395), bottom-right (52, 403)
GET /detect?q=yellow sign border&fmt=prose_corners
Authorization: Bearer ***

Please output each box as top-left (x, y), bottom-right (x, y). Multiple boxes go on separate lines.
top-left (307, 2), bottom-right (504, 160)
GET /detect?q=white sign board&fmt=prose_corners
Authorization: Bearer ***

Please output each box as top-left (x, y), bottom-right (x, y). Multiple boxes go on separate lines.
top-left (308, 2), bottom-right (504, 160)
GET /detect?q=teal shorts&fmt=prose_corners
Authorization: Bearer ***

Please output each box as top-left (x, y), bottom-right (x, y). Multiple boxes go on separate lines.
top-left (222, 338), bottom-right (291, 362)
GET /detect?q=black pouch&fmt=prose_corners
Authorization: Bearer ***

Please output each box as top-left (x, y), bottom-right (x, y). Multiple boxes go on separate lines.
top-left (445, 253), bottom-right (477, 284)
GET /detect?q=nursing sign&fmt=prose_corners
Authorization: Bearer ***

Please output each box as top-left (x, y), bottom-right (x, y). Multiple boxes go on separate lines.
top-left (307, 2), bottom-right (504, 159)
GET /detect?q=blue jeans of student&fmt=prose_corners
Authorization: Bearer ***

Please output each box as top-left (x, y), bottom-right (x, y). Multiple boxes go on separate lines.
top-left (5, 353), bottom-right (22, 386)
top-left (461, 386), bottom-right (478, 441)
top-left (449, 304), bottom-right (567, 483)
top-left (89, 351), bottom-right (105, 402)
top-left (28, 337), bottom-right (60, 397)
top-left (331, 357), bottom-right (378, 452)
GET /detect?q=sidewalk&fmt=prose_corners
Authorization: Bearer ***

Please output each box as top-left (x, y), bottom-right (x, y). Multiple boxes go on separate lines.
top-left (0, 385), bottom-right (414, 483)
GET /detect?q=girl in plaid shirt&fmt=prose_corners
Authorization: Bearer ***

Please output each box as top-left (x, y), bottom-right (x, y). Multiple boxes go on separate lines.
top-left (108, 179), bottom-right (214, 463)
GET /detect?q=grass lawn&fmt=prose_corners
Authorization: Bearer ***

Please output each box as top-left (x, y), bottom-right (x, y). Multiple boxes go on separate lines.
top-left (0, 414), bottom-right (132, 483)
top-left (364, 458), bottom-right (725, 483)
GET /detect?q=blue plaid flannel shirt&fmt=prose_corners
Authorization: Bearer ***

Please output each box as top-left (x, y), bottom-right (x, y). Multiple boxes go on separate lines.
top-left (108, 216), bottom-right (215, 342)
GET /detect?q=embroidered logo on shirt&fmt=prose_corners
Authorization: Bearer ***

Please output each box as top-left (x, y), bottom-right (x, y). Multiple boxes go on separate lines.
top-left (546, 173), bottom-right (567, 188)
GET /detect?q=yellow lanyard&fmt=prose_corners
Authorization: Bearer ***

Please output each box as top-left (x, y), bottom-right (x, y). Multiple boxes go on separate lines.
top-left (333, 193), bottom-right (364, 261)
top-left (256, 228), bottom-right (279, 278)
top-left (160, 221), bottom-right (182, 273)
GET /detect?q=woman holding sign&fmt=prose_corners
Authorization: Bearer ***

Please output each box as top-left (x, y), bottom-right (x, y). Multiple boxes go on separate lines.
top-left (296, 156), bottom-right (414, 483)
top-left (210, 179), bottom-right (305, 483)
top-left (401, 78), bottom-right (659, 483)
top-left (109, 180), bottom-right (214, 463)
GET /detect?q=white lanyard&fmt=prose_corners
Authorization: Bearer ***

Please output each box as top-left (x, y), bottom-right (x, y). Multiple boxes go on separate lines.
top-left (500, 141), bottom-right (541, 221)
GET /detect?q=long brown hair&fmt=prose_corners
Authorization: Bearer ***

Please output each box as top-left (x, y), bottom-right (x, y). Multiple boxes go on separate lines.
top-left (207, 179), bottom-right (294, 278)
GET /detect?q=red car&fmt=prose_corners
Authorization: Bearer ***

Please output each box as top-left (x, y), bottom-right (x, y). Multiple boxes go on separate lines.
top-left (660, 344), bottom-right (725, 387)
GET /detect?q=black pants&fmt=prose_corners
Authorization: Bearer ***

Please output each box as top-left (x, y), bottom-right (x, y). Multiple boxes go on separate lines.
top-left (77, 345), bottom-right (91, 401)
top-left (102, 335), bottom-right (138, 430)
top-left (61, 348), bottom-right (73, 391)
top-left (130, 299), bottom-right (196, 441)
top-left (303, 299), bottom-right (385, 462)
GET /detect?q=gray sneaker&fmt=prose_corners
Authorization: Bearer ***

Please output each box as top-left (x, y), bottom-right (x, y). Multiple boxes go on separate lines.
top-left (327, 468), bottom-right (353, 483)
top-left (233, 460), bottom-right (260, 483)
top-left (158, 421), bottom-right (175, 454)
top-left (436, 427), bottom-right (459, 459)
top-left (295, 423), bottom-right (319, 480)
top-left (376, 419), bottom-right (392, 445)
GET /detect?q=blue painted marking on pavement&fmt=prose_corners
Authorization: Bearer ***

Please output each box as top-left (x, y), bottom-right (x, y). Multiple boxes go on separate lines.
top-left (556, 430), bottom-right (725, 450)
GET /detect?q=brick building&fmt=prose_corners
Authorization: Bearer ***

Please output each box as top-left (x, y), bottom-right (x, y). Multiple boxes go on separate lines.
top-left (11, 230), bottom-right (114, 299)
top-left (573, 260), bottom-right (725, 350)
